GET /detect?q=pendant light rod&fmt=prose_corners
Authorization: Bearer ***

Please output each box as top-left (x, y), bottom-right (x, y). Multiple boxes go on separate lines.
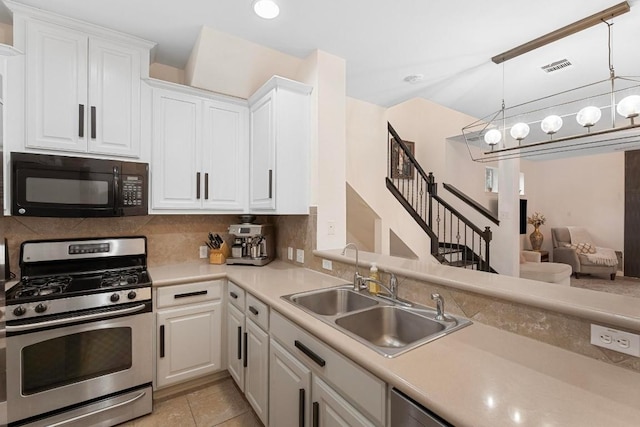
top-left (491, 1), bottom-right (630, 64)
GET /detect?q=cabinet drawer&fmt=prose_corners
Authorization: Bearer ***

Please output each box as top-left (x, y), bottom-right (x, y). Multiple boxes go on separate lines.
top-left (227, 281), bottom-right (245, 311)
top-left (156, 280), bottom-right (222, 309)
top-left (270, 311), bottom-right (386, 426)
top-left (246, 293), bottom-right (269, 331)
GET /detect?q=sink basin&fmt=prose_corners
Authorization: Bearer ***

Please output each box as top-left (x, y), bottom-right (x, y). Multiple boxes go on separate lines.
top-left (335, 306), bottom-right (445, 349)
top-left (283, 286), bottom-right (472, 357)
top-left (288, 287), bottom-right (379, 316)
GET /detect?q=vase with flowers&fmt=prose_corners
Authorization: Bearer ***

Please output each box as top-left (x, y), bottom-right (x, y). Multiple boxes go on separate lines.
top-left (527, 212), bottom-right (546, 251)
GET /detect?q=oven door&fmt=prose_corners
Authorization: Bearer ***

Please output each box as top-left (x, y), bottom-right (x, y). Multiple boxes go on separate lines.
top-left (6, 303), bottom-right (152, 424)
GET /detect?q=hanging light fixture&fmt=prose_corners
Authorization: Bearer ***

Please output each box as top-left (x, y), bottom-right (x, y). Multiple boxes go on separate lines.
top-left (462, 1), bottom-right (640, 162)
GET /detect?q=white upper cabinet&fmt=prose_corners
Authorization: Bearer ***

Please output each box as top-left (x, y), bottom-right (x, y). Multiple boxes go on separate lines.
top-left (148, 79), bottom-right (249, 213)
top-left (9, 1), bottom-right (154, 158)
top-left (249, 76), bottom-right (312, 214)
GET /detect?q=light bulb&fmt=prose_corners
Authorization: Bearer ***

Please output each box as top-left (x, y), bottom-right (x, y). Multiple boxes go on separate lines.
top-left (510, 122), bottom-right (530, 141)
top-left (576, 106), bottom-right (602, 127)
top-left (484, 129), bottom-right (502, 145)
top-left (253, 0), bottom-right (279, 19)
top-left (541, 115), bottom-right (563, 135)
top-left (616, 95), bottom-right (640, 119)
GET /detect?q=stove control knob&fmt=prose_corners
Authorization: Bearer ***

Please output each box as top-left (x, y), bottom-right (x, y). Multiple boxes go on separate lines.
top-left (110, 293), bottom-right (120, 303)
top-left (35, 304), bottom-right (48, 314)
top-left (127, 291), bottom-right (137, 300)
top-left (13, 306), bottom-right (26, 316)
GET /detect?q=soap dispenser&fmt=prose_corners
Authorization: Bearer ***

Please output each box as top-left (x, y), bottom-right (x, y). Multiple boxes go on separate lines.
top-left (368, 263), bottom-right (380, 294)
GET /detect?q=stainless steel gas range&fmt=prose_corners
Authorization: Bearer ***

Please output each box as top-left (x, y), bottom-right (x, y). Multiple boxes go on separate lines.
top-left (5, 236), bottom-right (153, 427)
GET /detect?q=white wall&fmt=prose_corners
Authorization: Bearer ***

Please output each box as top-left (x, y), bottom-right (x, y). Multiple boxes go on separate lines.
top-left (300, 51), bottom-right (347, 250)
top-left (521, 152), bottom-right (624, 254)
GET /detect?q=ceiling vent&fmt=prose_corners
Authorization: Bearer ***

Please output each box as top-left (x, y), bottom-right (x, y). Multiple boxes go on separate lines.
top-left (541, 59), bottom-right (572, 73)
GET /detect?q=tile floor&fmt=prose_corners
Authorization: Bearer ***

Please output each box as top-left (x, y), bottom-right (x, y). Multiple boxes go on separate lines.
top-left (120, 378), bottom-right (262, 427)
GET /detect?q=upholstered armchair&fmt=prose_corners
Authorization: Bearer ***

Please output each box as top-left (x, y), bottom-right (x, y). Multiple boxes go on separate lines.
top-left (551, 227), bottom-right (618, 280)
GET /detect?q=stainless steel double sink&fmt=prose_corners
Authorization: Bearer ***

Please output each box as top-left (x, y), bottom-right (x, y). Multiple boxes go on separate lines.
top-left (283, 286), bottom-right (471, 357)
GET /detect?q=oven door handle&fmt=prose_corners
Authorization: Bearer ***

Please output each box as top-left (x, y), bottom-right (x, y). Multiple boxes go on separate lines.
top-left (47, 389), bottom-right (147, 427)
top-left (6, 304), bottom-right (148, 333)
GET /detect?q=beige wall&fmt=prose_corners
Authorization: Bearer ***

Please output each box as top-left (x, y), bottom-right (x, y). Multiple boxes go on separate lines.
top-left (185, 26), bottom-right (303, 99)
top-left (150, 62), bottom-right (185, 85)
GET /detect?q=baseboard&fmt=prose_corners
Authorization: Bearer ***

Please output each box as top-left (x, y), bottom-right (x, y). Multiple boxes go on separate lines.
top-left (153, 371), bottom-right (230, 402)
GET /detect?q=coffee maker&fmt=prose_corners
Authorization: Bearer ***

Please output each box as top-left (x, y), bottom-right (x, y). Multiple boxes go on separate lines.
top-left (227, 219), bottom-right (274, 266)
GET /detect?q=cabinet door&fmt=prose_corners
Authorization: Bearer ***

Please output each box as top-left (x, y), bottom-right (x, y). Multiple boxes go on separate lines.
top-left (156, 301), bottom-right (222, 388)
top-left (151, 88), bottom-right (202, 209)
top-left (245, 319), bottom-right (269, 425)
top-left (202, 100), bottom-right (248, 211)
top-left (226, 303), bottom-right (245, 391)
top-left (87, 37), bottom-right (141, 157)
top-left (312, 377), bottom-right (374, 427)
top-left (270, 339), bottom-right (311, 427)
top-left (249, 89), bottom-right (276, 210)
top-left (25, 20), bottom-right (88, 152)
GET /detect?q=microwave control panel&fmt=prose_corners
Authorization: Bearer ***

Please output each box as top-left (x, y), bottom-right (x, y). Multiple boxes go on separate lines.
top-left (122, 176), bottom-right (144, 206)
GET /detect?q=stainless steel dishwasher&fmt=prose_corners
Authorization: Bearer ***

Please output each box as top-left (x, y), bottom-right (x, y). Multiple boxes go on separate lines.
top-left (390, 388), bottom-right (452, 426)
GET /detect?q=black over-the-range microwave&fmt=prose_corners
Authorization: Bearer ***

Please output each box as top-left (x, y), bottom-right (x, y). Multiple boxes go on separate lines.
top-left (11, 152), bottom-right (148, 217)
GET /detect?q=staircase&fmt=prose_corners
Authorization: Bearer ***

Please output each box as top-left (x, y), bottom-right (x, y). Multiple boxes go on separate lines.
top-left (386, 122), bottom-right (496, 272)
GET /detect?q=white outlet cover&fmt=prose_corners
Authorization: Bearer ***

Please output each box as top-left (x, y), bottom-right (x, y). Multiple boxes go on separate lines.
top-left (199, 245), bottom-right (208, 259)
top-left (296, 249), bottom-right (304, 263)
top-left (591, 324), bottom-right (640, 357)
top-left (322, 259), bottom-right (332, 270)
top-left (287, 247), bottom-right (294, 260)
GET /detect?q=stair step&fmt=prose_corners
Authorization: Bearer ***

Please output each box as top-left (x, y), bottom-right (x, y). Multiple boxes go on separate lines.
top-left (438, 247), bottom-right (464, 255)
top-left (448, 259), bottom-right (478, 268)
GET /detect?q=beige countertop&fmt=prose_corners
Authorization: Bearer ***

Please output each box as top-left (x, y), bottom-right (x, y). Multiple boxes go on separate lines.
top-left (150, 260), bottom-right (640, 427)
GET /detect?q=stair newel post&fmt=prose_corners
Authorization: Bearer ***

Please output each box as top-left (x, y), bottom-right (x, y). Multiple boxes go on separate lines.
top-left (483, 226), bottom-right (492, 272)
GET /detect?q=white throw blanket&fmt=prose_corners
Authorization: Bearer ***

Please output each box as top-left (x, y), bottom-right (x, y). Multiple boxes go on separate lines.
top-left (567, 226), bottom-right (618, 266)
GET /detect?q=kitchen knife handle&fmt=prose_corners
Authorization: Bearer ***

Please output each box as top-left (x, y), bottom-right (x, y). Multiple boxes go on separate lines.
top-left (268, 169), bottom-right (273, 199)
top-left (312, 401), bottom-right (319, 427)
top-left (196, 172), bottom-right (201, 199)
top-left (243, 332), bottom-right (248, 368)
top-left (299, 388), bottom-right (305, 427)
top-left (204, 173), bottom-right (209, 200)
top-left (159, 325), bottom-right (165, 358)
top-left (237, 326), bottom-right (242, 360)
top-left (79, 104), bottom-right (85, 137)
top-left (90, 106), bottom-right (96, 139)
top-left (295, 340), bottom-right (326, 367)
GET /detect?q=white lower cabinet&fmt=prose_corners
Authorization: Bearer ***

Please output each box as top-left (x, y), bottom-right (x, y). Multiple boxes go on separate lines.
top-left (269, 311), bottom-right (385, 427)
top-left (270, 339), bottom-right (312, 427)
top-left (312, 376), bottom-right (374, 427)
top-left (155, 280), bottom-right (223, 389)
top-left (225, 281), bottom-right (270, 425)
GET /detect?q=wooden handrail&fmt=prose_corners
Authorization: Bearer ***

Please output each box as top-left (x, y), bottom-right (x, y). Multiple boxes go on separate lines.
top-left (443, 183), bottom-right (500, 226)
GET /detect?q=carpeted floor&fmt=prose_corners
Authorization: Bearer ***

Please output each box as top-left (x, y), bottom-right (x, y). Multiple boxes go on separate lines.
top-left (570, 273), bottom-right (640, 298)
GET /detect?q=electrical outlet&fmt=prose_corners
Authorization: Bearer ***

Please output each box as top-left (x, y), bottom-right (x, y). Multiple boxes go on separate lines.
top-left (296, 249), bottom-right (304, 264)
top-left (327, 221), bottom-right (335, 235)
top-left (199, 245), bottom-right (208, 259)
top-left (591, 324), bottom-right (640, 357)
top-left (287, 247), bottom-right (294, 260)
top-left (322, 259), bottom-right (333, 270)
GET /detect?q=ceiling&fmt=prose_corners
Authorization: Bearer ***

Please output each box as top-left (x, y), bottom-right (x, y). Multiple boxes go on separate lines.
top-left (3, 0), bottom-right (640, 120)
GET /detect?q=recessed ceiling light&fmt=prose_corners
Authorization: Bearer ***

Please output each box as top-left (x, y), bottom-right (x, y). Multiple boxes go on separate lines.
top-left (403, 74), bottom-right (424, 84)
top-left (253, 0), bottom-right (280, 19)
